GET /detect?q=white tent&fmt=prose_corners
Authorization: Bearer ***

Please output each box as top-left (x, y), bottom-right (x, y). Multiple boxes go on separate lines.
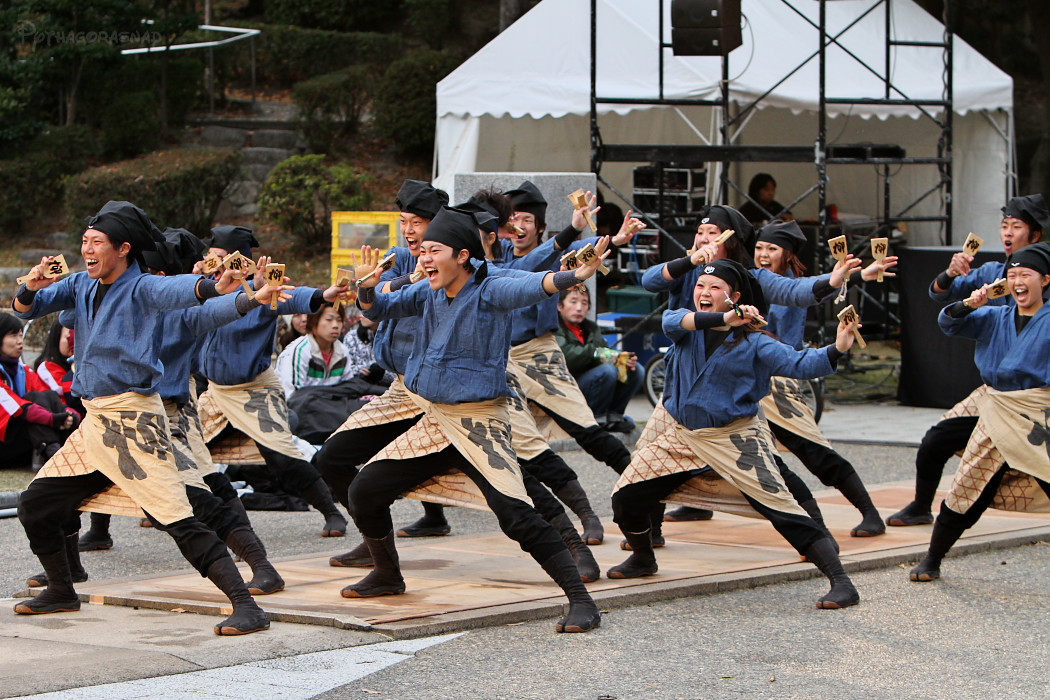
top-left (435, 0), bottom-right (1014, 247)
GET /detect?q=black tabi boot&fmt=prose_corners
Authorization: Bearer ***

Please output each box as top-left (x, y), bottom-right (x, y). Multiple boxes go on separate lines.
top-left (803, 537), bottom-right (859, 609)
top-left (26, 533), bottom-right (88, 588)
top-left (539, 550), bottom-right (601, 633)
top-left (548, 509), bottom-right (600, 583)
top-left (553, 479), bottom-right (604, 545)
top-left (620, 504), bottom-right (667, 550)
top-left (206, 556), bottom-right (270, 635)
top-left (909, 520), bottom-right (965, 582)
top-left (887, 501), bottom-right (935, 527)
top-left (396, 501), bottom-right (451, 537)
top-left (301, 479), bottom-right (348, 537)
top-left (887, 477), bottom-right (938, 526)
top-left (837, 473), bottom-right (886, 537)
top-left (15, 549), bottom-right (82, 614)
top-left (663, 506), bottom-right (715, 522)
top-left (329, 539), bottom-right (373, 568)
top-left (78, 513), bottom-right (114, 551)
top-left (340, 532), bottom-right (406, 598)
top-left (607, 529), bottom-right (659, 579)
top-left (799, 498), bottom-right (839, 555)
top-left (224, 526), bottom-right (284, 595)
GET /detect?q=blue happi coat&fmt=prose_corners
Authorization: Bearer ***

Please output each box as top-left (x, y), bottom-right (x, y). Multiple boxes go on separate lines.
top-left (929, 260), bottom-right (1012, 307)
top-left (157, 293), bottom-right (245, 404)
top-left (642, 261), bottom-right (829, 312)
top-left (500, 234), bottom-right (596, 346)
top-left (661, 308), bottom-right (836, 430)
top-left (372, 246), bottom-right (421, 375)
top-left (197, 286), bottom-right (320, 385)
top-left (762, 270), bottom-right (809, 350)
top-left (362, 265), bottom-right (554, 404)
top-left (938, 302), bottom-right (1050, 391)
top-left (14, 266), bottom-right (205, 399)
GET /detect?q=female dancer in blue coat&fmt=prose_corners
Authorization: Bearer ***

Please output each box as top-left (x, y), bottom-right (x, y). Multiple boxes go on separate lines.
top-left (753, 220), bottom-right (895, 536)
top-left (610, 258), bottom-right (862, 609)
top-left (910, 242), bottom-right (1050, 582)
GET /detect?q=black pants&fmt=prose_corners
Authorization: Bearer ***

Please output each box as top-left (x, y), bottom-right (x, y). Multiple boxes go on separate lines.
top-left (314, 417), bottom-right (421, 508)
top-left (520, 449), bottom-right (579, 493)
top-left (540, 406), bottom-right (632, 473)
top-left (769, 422), bottom-right (856, 487)
top-left (254, 442), bottom-right (328, 494)
top-left (938, 464), bottom-right (1050, 530)
top-left (348, 446), bottom-right (564, 563)
top-left (612, 471), bottom-right (826, 554)
top-left (19, 473), bottom-right (229, 575)
top-left (916, 416), bottom-right (979, 503)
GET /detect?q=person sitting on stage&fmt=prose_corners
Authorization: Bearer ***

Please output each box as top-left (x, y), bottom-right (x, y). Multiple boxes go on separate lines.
top-left (609, 258), bottom-right (861, 609)
top-left (276, 303), bottom-right (353, 399)
top-left (909, 242), bottom-right (1050, 582)
top-left (889, 194), bottom-right (1049, 527)
top-left (554, 285), bottom-right (644, 433)
top-left (340, 314), bottom-right (393, 388)
top-left (0, 313), bottom-right (80, 470)
top-left (344, 207), bottom-right (610, 633)
top-left (740, 173), bottom-right (793, 226)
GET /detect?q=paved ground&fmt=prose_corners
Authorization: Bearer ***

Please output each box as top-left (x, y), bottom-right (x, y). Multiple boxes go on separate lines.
top-left (1, 403), bottom-right (1047, 698)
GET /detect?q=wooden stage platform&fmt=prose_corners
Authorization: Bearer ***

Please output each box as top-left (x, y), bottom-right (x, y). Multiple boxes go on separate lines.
top-left (69, 483), bottom-right (1050, 638)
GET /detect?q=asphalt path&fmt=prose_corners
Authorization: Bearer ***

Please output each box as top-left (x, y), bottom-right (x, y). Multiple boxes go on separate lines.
top-left (2, 442), bottom-right (1048, 698)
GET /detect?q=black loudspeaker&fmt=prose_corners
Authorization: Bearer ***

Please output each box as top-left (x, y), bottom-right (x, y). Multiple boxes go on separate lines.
top-left (897, 245), bottom-right (999, 409)
top-left (671, 0), bottom-right (742, 56)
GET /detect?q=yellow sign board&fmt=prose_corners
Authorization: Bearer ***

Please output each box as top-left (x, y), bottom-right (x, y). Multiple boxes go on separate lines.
top-left (330, 211), bottom-right (400, 285)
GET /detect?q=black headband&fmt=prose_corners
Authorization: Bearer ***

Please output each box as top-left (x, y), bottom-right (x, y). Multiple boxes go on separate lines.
top-left (1008, 241), bottom-right (1050, 277)
top-left (757, 219), bottom-right (807, 254)
top-left (698, 258), bottom-right (767, 313)
top-left (505, 180), bottom-right (547, 222)
top-left (697, 205), bottom-right (757, 256)
top-left (396, 180), bottom-right (449, 220)
top-left (209, 225), bottom-right (258, 259)
top-left (85, 201), bottom-right (164, 261)
top-left (422, 207), bottom-right (486, 261)
top-left (1002, 194), bottom-right (1050, 233)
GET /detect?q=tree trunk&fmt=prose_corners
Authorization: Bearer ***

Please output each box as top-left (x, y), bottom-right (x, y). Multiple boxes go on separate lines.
top-left (500, 0), bottom-right (527, 32)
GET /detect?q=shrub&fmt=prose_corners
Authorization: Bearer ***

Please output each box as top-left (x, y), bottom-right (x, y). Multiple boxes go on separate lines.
top-left (372, 50), bottom-right (462, 159)
top-left (405, 0), bottom-right (458, 49)
top-left (64, 148), bottom-right (240, 236)
top-left (99, 91), bottom-right (161, 160)
top-left (293, 66), bottom-right (375, 153)
top-left (0, 126), bottom-right (100, 233)
top-left (210, 23), bottom-right (401, 90)
top-left (265, 0), bottom-right (402, 33)
top-left (257, 154), bottom-right (372, 248)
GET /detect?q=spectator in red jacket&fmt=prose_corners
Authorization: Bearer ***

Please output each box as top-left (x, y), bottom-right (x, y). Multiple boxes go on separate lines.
top-left (0, 313), bottom-right (79, 469)
top-left (554, 286), bottom-right (644, 433)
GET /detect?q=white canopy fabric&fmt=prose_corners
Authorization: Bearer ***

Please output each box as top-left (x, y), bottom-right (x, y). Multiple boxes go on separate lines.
top-left (435, 0), bottom-right (1014, 245)
top-left (439, 0), bottom-right (1010, 121)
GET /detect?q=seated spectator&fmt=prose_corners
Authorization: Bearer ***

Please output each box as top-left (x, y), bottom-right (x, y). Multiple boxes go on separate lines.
top-left (276, 312), bottom-right (309, 353)
top-left (554, 286), bottom-right (644, 433)
top-left (33, 319), bottom-right (83, 415)
top-left (341, 314), bottom-right (393, 388)
top-left (275, 303), bottom-right (352, 399)
top-left (740, 172), bottom-right (793, 226)
top-left (0, 313), bottom-right (80, 468)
